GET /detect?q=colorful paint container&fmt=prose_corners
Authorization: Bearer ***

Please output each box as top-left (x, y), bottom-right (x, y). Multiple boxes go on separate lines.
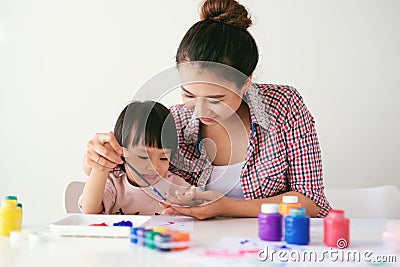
top-left (323, 209), bottom-right (350, 248)
top-left (130, 227), bottom-right (145, 244)
top-left (284, 207), bottom-right (310, 245)
top-left (258, 203), bottom-right (282, 241)
top-left (279, 196), bottom-right (301, 216)
top-left (154, 234), bottom-right (172, 252)
top-left (130, 227), bottom-right (190, 251)
top-left (382, 222), bottom-right (400, 253)
top-left (145, 230), bottom-right (159, 249)
top-left (170, 232), bottom-right (190, 251)
top-left (153, 227), bottom-right (169, 234)
top-left (0, 196), bottom-right (22, 236)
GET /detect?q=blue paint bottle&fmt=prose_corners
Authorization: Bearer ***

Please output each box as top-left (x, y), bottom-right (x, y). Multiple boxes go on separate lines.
top-left (130, 227), bottom-right (145, 244)
top-left (284, 208), bottom-right (309, 245)
top-left (258, 203), bottom-right (282, 241)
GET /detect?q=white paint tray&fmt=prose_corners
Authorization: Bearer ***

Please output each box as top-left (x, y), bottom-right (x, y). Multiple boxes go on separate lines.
top-left (49, 214), bottom-right (151, 237)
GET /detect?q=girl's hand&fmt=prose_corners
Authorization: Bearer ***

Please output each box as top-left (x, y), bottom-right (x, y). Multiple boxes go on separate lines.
top-left (166, 186), bottom-right (200, 206)
top-left (84, 132), bottom-right (123, 174)
top-left (160, 190), bottom-right (231, 220)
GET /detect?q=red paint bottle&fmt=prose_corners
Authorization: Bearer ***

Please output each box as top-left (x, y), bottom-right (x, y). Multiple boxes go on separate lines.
top-left (323, 209), bottom-right (350, 248)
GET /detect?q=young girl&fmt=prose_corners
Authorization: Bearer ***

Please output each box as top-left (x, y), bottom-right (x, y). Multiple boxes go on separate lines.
top-left (79, 101), bottom-right (195, 215)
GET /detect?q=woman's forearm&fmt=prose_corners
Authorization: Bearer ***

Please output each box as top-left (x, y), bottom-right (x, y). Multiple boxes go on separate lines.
top-left (223, 191), bottom-right (321, 218)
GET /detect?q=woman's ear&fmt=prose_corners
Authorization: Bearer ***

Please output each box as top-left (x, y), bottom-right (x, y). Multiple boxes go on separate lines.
top-left (242, 74), bottom-right (253, 95)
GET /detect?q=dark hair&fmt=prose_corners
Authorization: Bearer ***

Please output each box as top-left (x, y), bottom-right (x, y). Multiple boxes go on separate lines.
top-left (176, 0), bottom-right (258, 88)
top-left (114, 101), bottom-right (178, 172)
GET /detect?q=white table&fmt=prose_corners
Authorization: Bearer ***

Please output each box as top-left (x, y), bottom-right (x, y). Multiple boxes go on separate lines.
top-left (0, 217), bottom-right (399, 267)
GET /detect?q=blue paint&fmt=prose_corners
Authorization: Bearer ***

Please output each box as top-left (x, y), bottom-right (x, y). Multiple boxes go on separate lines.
top-left (284, 208), bottom-right (310, 245)
top-left (113, 220), bottom-right (133, 227)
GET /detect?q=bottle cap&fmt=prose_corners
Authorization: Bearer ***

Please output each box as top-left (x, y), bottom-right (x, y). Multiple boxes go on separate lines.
top-left (327, 209), bottom-right (345, 218)
top-left (10, 230), bottom-right (29, 243)
top-left (5, 196), bottom-right (18, 201)
top-left (282, 196), bottom-right (298, 204)
top-left (261, 203), bottom-right (280, 214)
top-left (153, 227), bottom-right (170, 233)
top-left (289, 207), bottom-right (306, 216)
top-left (171, 232), bottom-right (190, 241)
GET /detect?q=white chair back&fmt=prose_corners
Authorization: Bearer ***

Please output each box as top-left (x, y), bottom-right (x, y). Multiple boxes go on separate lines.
top-left (64, 181), bottom-right (85, 213)
top-left (324, 185), bottom-right (400, 219)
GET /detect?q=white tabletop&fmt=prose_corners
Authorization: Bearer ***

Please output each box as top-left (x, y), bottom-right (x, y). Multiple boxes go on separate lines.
top-left (0, 216), bottom-right (399, 267)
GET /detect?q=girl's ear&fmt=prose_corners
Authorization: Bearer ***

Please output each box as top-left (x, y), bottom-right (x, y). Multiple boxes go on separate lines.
top-left (241, 74), bottom-right (253, 95)
top-left (122, 147), bottom-right (129, 158)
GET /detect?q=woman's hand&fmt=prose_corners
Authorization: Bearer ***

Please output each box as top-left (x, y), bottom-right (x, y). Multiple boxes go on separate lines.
top-left (83, 132), bottom-right (124, 175)
top-left (160, 190), bottom-right (232, 220)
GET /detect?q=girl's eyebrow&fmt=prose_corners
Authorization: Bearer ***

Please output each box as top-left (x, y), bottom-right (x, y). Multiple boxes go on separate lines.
top-left (181, 86), bottom-right (226, 99)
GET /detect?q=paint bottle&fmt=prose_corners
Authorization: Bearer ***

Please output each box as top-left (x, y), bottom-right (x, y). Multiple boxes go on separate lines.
top-left (170, 232), bottom-right (190, 251)
top-left (154, 233), bottom-right (172, 252)
top-left (279, 196), bottom-right (301, 216)
top-left (258, 203), bottom-right (282, 241)
top-left (145, 230), bottom-right (159, 249)
top-left (0, 196), bottom-right (22, 236)
top-left (323, 209), bottom-right (350, 248)
top-left (136, 228), bottom-right (147, 246)
top-left (382, 222), bottom-right (400, 253)
top-left (284, 207), bottom-right (310, 245)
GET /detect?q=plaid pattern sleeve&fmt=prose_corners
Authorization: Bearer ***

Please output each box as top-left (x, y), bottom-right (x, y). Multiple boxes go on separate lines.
top-left (281, 86), bottom-right (331, 217)
top-left (169, 83), bottom-right (331, 217)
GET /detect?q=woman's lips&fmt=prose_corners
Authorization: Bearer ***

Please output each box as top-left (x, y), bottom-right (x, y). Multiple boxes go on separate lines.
top-left (199, 117), bottom-right (216, 123)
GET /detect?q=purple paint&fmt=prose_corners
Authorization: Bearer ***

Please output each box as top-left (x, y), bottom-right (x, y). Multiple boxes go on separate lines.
top-left (258, 203), bottom-right (282, 241)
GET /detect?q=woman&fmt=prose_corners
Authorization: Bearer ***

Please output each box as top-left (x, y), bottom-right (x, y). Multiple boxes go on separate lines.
top-left (83, 0), bottom-right (331, 219)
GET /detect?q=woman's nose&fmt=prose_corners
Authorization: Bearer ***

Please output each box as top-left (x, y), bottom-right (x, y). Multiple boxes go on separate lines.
top-left (194, 98), bottom-right (208, 116)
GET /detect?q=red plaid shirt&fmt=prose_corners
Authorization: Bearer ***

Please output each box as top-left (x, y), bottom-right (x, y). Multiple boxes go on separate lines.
top-left (169, 83), bottom-right (331, 217)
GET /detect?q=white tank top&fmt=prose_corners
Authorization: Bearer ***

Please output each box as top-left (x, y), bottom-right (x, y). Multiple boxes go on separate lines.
top-left (206, 161), bottom-right (245, 200)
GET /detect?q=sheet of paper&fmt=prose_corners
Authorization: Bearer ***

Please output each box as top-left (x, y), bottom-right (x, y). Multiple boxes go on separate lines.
top-left (165, 236), bottom-right (395, 267)
top-left (145, 215), bottom-right (194, 231)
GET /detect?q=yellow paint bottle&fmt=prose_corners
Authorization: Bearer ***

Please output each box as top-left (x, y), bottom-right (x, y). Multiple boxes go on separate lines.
top-left (279, 195), bottom-right (302, 216)
top-left (0, 196), bottom-right (22, 236)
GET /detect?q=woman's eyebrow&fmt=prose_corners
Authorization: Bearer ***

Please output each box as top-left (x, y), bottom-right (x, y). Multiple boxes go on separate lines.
top-left (180, 86), bottom-right (226, 99)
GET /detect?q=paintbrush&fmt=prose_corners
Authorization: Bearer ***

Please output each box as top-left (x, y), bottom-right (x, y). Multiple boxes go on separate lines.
top-left (123, 159), bottom-right (167, 202)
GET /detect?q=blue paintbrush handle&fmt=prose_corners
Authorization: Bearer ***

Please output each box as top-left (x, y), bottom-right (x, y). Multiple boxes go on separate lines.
top-left (123, 159), bottom-right (167, 202)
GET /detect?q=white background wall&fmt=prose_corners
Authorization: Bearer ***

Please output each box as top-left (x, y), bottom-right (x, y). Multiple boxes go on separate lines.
top-left (1, 0), bottom-right (399, 224)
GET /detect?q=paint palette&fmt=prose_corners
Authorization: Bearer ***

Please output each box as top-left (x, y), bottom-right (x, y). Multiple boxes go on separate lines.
top-left (49, 214), bottom-right (151, 238)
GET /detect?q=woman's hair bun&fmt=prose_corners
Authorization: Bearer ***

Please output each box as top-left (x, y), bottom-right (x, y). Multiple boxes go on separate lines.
top-left (200, 0), bottom-right (252, 30)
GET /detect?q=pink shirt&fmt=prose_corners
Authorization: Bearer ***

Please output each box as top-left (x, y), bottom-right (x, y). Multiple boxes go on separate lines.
top-left (79, 170), bottom-right (191, 215)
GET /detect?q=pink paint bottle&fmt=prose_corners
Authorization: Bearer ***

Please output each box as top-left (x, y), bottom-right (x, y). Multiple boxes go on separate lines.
top-left (323, 209), bottom-right (350, 248)
top-left (258, 203), bottom-right (282, 241)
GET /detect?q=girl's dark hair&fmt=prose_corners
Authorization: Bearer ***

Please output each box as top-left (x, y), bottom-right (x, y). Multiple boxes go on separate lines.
top-left (176, 0), bottom-right (258, 88)
top-left (114, 101), bottom-right (178, 172)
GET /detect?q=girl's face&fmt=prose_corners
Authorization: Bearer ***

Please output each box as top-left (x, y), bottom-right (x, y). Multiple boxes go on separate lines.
top-left (181, 82), bottom-right (245, 126)
top-left (123, 145), bottom-right (171, 186)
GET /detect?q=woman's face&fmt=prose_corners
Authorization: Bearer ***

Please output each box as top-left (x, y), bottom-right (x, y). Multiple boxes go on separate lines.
top-left (181, 81), bottom-right (246, 126)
